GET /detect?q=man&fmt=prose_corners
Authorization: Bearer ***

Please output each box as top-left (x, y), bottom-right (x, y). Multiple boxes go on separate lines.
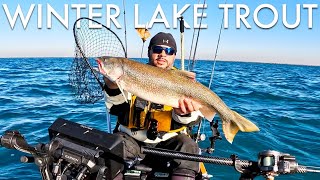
top-left (104, 32), bottom-right (202, 180)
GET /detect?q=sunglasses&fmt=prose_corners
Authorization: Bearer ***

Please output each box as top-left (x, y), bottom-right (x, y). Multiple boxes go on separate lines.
top-left (152, 46), bottom-right (176, 55)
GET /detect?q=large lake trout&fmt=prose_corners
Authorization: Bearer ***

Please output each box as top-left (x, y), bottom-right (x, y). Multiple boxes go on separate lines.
top-left (96, 57), bottom-right (259, 143)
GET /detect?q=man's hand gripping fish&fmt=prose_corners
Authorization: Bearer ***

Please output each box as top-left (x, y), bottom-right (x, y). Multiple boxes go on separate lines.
top-left (96, 56), bottom-right (259, 143)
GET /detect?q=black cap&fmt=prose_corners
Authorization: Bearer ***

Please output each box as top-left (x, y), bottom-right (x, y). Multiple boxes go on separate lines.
top-left (148, 32), bottom-right (177, 51)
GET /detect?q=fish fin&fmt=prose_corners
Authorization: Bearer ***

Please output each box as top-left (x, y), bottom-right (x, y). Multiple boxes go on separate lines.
top-left (199, 105), bottom-right (216, 121)
top-left (115, 81), bottom-right (128, 103)
top-left (176, 70), bottom-right (196, 79)
top-left (222, 110), bottom-right (260, 144)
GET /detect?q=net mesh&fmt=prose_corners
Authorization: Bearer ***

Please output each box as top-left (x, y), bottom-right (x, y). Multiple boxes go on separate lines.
top-left (69, 17), bottom-right (126, 104)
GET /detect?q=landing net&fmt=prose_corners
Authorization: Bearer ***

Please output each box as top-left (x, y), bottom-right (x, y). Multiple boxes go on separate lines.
top-left (69, 17), bottom-right (126, 104)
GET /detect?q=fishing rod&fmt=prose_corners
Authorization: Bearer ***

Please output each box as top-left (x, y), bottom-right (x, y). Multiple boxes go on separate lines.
top-left (191, 0), bottom-right (228, 151)
top-left (184, 0), bottom-right (221, 152)
top-left (208, 0), bottom-right (227, 90)
top-left (2, 118), bottom-right (320, 180)
top-left (189, 0), bottom-right (207, 71)
top-left (122, 0), bottom-right (128, 57)
top-left (187, 0), bottom-right (202, 71)
top-left (179, 16), bottom-right (185, 70)
top-left (141, 147), bottom-right (320, 180)
top-left (195, 0), bottom-right (227, 143)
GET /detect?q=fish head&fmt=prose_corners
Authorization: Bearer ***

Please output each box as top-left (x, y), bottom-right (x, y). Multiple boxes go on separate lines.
top-left (96, 56), bottom-right (124, 82)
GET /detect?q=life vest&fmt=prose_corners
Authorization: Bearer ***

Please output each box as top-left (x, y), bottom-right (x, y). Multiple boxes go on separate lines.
top-left (124, 95), bottom-right (186, 133)
top-left (115, 66), bottom-right (186, 133)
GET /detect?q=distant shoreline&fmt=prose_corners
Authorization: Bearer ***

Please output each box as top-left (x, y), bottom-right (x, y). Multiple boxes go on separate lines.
top-left (0, 57), bottom-right (319, 67)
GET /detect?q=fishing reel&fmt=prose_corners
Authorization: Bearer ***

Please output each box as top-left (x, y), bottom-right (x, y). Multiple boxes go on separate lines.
top-left (257, 150), bottom-right (299, 179)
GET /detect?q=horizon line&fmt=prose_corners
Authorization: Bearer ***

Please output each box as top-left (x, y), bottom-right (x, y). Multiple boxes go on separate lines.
top-left (0, 56), bottom-right (319, 67)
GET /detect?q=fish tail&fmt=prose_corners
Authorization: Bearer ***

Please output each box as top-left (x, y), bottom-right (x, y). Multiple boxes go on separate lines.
top-left (222, 110), bottom-right (260, 144)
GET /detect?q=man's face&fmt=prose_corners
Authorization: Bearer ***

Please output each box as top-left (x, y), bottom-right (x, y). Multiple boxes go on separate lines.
top-left (148, 45), bottom-right (176, 69)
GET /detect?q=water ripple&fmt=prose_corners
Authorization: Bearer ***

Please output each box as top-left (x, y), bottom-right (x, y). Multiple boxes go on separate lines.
top-left (0, 58), bottom-right (319, 179)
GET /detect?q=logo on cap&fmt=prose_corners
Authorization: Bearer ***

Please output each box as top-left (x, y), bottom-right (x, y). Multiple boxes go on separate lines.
top-left (163, 39), bottom-right (169, 44)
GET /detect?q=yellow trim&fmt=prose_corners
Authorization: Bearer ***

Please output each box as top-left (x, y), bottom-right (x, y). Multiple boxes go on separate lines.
top-left (126, 94), bottom-right (187, 133)
top-left (200, 162), bottom-right (207, 174)
top-left (168, 126), bottom-right (186, 133)
top-left (128, 95), bottom-right (137, 128)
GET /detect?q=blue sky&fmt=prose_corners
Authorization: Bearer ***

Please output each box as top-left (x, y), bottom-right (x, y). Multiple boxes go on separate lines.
top-left (0, 0), bottom-right (319, 66)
